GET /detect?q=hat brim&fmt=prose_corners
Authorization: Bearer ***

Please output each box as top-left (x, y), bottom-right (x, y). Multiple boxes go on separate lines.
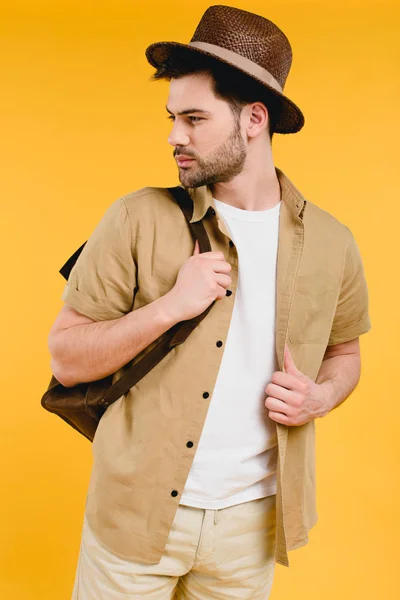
top-left (145, 41), bottom-right (304, 134)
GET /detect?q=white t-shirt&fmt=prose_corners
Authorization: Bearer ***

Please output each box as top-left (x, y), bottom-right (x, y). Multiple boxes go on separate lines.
top-left (180, 197), bottom-right (281, 509)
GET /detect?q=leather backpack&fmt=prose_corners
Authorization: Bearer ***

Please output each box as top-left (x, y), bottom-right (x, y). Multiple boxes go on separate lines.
top-left (41, 186), bottom-right (214, 441)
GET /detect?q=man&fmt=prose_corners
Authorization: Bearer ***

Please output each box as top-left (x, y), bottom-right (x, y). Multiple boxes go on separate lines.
top-left (48, 5), bottom-right (371, 599)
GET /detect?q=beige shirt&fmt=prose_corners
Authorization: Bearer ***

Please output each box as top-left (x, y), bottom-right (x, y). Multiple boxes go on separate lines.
top-left (61, 168), bottom-right (371, 567)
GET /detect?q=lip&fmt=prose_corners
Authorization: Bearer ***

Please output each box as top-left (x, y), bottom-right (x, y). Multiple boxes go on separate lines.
top-left (176, 156), bottom-right (195, 167)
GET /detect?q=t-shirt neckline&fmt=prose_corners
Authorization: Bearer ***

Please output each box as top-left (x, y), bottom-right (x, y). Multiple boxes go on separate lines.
top-left (213, 197), bottom-right (281, 222)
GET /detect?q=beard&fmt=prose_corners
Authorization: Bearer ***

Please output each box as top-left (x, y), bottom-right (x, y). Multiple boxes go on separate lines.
top-left (174, 118), bottom-right (247, 188)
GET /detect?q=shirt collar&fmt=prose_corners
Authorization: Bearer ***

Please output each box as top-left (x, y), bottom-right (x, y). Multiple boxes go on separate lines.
top-left (185, 167), bottom-right (306, 223)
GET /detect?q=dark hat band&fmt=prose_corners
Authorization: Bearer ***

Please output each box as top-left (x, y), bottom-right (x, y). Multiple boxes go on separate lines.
top-left (189, 41), bottom-right (283, 93)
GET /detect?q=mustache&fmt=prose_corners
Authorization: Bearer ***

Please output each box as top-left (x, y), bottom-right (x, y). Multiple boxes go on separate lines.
top-left (174, 149), bottom-right (196, 158)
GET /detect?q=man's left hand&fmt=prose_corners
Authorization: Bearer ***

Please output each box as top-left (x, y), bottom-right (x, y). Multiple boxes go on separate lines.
top-left (264, 343), bottom-right (327, 426)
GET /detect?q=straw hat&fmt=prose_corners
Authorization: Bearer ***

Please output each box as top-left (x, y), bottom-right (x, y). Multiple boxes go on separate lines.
top-left (145, 4), bottom-right (304, 134)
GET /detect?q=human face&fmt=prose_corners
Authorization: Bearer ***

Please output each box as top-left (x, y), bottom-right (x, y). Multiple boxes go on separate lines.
top-left (166, 73), bottom-right (247, 188)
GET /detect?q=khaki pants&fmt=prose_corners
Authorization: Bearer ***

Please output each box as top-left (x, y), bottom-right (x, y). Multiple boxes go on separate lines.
top-left (72, 494), bottom-right (276, 599)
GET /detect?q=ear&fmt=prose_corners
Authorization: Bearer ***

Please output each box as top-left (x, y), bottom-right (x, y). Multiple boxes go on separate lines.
top-left (247, 102), bottom-right (269, 138)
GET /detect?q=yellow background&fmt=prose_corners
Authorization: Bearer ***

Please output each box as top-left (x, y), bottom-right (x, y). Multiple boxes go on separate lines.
top-left (1, 0), bottom-right (398, 598)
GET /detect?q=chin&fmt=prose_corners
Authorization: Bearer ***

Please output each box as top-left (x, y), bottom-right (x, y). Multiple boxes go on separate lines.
top-left (178, 173), bottom-right (195, 188)
top-left (178, 168), bottom-right (215, 189)
top-left (180, 178), bottom-right (205, 189)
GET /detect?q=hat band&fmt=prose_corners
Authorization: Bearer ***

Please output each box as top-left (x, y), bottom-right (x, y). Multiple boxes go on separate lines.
top-left (188, 41), bottom-right (283, 93)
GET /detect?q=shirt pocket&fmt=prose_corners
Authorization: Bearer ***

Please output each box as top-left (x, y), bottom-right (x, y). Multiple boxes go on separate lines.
top-left (288, 278), bottom-right (338, 345)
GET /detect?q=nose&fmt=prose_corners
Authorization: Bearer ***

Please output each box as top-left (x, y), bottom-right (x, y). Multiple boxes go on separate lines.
top-left (168, 120), bottom-right (190, 148)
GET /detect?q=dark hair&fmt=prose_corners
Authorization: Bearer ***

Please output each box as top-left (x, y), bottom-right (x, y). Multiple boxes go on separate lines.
top-left (150, 47), bottom-right (283, 139)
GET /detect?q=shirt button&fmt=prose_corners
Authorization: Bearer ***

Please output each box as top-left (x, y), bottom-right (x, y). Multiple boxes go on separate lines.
top-left (229, 240), bottom-right (234, 247)
top-left (171, 490), bottom-right (178, 497)
top-left (202, 392), bottom-right (209, 399)
top-left (216, 340), bottom-right (223, 347)
top-left (226, 289), bottom-right (232, 296)
top-left (186, 441), bottom-right (194, 448)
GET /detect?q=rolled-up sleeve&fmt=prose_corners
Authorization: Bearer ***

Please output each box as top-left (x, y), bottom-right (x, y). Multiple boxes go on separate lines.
top-left (61, 197), bottom-right (137, 322)
top-left (328, 233), bottom-right (371, 346)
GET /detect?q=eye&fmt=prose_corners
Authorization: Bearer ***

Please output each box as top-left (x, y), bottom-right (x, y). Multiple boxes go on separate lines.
top-left (167, 115), bottom-right (203, 123)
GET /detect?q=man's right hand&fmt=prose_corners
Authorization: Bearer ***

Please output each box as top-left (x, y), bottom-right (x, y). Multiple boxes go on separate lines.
top-left (164, 239), bottom-right (232, 321)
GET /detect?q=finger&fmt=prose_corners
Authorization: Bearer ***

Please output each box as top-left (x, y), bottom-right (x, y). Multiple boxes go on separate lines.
top-left (201, 253), bottom-right (227, 262)
top-left (265, 396), bottom-right (289, 414)
top-left (283, 343), bottom-right (300, 376)
top-left (268, 411), bottom-right (290, 425)
top-left (208, 259), bottom-right (232, 273)
top-left (215, 283), bottom-right (230, 300)
top-left (265, 383), bottom-right (293, 403)
top-left (214, 273), bottom-right (232, 289)
top-left (270, 370), bottom-right (301, 391)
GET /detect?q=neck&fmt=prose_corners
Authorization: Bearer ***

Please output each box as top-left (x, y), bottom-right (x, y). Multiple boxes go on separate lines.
top-left (209, 142), bottom-right (280, 210)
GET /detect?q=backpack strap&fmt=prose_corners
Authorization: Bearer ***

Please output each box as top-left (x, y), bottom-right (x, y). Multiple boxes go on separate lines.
top-left (59, 186), bottom-right (215, 406)
top-left (59, 241), bottom-right (86, 281)
top-left (167, 186), bottom-right (213, 253)
top-left (59, 186), bottom-right (212, 279)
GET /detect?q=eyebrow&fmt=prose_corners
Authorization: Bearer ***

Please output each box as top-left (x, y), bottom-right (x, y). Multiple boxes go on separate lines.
top-left (166, 106), bottom-right (211, 116)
